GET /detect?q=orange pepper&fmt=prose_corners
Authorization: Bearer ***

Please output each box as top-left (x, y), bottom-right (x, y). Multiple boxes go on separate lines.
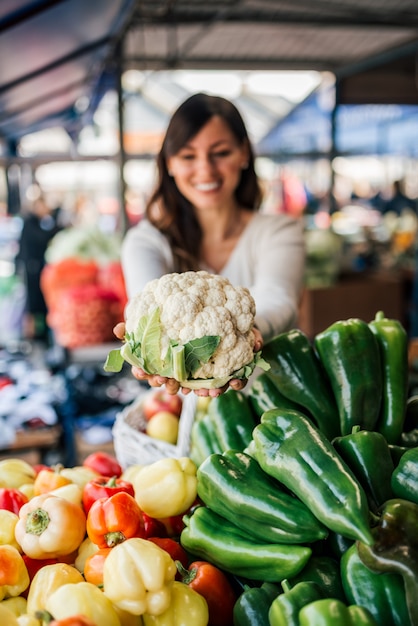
top-left (34, 467), bottom-right (72, 496)
top-left (83, 547), bottom-right (112, 586)
top-left (0, 544), bottom-right (30, 600)
top-left (15, 493), bottom-right (86, 559)
top-left (86, 491), bottom-right (145, 548)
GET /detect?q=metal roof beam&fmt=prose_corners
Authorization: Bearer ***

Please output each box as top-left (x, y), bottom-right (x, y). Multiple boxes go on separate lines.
top-left (0, 0), bottom-right (69, 34)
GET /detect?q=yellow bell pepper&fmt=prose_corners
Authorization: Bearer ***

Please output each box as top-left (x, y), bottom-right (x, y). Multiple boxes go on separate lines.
top-left (17, 615), bottom-right (41, 626)
top-left (1, 595), bottom-right (28, 615)
top-left (0, 459), bottom-right (36, 489)
top-left (74, 537), bottom-right (99, 574)
top-left (0, 602), bottom-right (19, 625)
top-left (45, 581), bottom-right (121, 626)
top-left (15, 493), bottom-right (86, 559)
top-left (0, 545), bottom-right (30, 600)
top-left (0, 510), bottom-right (21, 551)
top-left (102, 538), bottom-right (176, 616)
top-left (121, 465), bottom-right (143, 484)
top-left (115, 606), bottom-right (144, 626)
top-left (133, 458), bottom-right (197, 518)
top-left (26, 563), bottom-right (84, 615)
top-left (18, 483), bottom-right (35, 500)
top-left (50, 483), bottom-right (83, 507)
top-left (60, 466), bottom-right (100, 490)
top-left (142, 581), bottom-right (209, 626)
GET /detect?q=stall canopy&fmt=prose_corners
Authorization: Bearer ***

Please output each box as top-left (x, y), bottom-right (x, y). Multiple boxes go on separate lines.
top-left (0, 0), bottom-right (417, 157)
top-left (0, 0), bottom-right (137, 151)
top-left (257, 81), bottom-right (418, 159)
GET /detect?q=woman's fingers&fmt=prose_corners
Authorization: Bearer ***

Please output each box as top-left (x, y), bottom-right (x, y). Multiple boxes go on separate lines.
top-left (253, 327), bottom-right (263, 352)
top-left (113, 321), bottom-right (126, 340)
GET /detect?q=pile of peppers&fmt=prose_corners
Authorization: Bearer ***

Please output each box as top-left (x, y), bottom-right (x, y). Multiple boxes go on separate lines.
top-left (0, 310), bottom-right (417, 625)
top-left (186, 311), bottom-right (418, 626)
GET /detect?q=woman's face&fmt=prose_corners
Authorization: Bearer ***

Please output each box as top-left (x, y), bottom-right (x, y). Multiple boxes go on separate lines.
top-left (166, 115), bottom-right (249, 212)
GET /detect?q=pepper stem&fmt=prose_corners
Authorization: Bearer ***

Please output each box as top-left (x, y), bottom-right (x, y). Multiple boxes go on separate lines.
top-left (175, 560), bottom-right (197, 584)
top-left (105, 531), bottom-right (126, 547)
top-left (26, 508), bottom-right (50, 535)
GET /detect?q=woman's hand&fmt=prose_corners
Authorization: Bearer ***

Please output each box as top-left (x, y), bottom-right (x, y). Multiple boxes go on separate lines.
top-left (112, 322), bottom-right (263, 397)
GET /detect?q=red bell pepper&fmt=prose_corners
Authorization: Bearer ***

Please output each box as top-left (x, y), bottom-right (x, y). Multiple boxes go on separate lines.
top-left (86, 491), bottom-right (145, 548)
top-left (83, 451), bottom-right (122, 478)
top-left (142, 512), bottom-right (168, 539)
top-left (177, 560), bottom-right (238, 626)
top-left (82, 476), bottom-right (135, 514)
top-left (148, 537), bottom-right (189, 571)
top-left (0, 487), bottom-right (28, 515)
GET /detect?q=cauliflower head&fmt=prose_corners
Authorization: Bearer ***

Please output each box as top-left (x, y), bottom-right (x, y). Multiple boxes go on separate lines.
top-left (105, 271), bottom-right (269, 388)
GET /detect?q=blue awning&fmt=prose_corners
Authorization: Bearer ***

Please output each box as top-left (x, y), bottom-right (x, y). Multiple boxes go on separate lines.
top-left (257, 82), bottom-right (418, 159)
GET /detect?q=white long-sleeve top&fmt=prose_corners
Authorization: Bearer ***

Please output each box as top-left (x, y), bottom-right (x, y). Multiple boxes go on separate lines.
top-left (121, 212), bottom-right (306, 343)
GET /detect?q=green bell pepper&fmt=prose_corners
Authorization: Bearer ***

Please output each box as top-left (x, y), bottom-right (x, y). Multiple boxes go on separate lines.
top-left (400, 427), bottom-right (418, 448)
top-left (332, 426), bottom-right (394, 512)
top-left (389, 443), bottom-right (410, 466)
top-left (369, 311), bottom-right (408, 444)
top-left (233, 582), bottom-right (279, 626)
top-left (207, 390), bottom-right (256, 451)
top-left (268, 580), bottom-right (323, 626)
top-left (288, 555), bottom-right (346, 602)
top-left (314, 318), bottom-right (382, 436)
top-left (404, 394), bottom-right (418, 431)
top-left (196, 450), bottom-right (328, 544)
top-left (299, 598), bottom-right (378, 626)
top-left (341, 543), bottom-right (411, 626)
top-left (180, 505), bottom-right (312, 583)
top-left (247, 371), bottom-right (304, 418)
top-left (247, 408), bottom-right (374, 545)
top-left (357, 498), bottom-right (418, 626)
top-left (189, 413), bottom-right (223, 467)
top-left (326, 531), bottom-right (354, 561)
top-left (262, 328), bottom-right (340, 439)
top-left (391, 447), bottom-right (418, 504)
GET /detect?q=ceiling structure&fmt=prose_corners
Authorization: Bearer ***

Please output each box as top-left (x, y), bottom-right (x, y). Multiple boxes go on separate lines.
top-left (0, 0), bottom-right (418, 157)
top-left (0, 0), bottom-right (416, 223)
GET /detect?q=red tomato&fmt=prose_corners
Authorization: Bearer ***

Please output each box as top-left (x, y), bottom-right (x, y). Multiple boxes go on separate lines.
top-left (82, 451), bottom-right (122, 478)
top-left (142, 390), bottom-right (183, 421)
top-left (0, 488), bottom-right (28, 515)
top-left (82, 476), bottom-right (135, 514)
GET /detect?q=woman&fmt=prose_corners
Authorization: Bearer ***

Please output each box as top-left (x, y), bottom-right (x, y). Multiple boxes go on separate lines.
top-left (118, 93), bottom-right (306, 395)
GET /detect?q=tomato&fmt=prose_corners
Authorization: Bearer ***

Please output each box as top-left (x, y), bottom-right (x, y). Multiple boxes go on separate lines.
top-left (82, 452), bottom-right (122, 478)
top-left (142, 389), bottom-right (183, 421)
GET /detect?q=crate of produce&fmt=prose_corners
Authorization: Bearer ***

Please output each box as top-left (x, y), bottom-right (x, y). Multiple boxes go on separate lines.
top-left (112, 390), bottom-right (197, 468)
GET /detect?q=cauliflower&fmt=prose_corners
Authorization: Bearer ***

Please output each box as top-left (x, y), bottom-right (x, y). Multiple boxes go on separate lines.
top-left (104, 271), bottom-right (269, 389)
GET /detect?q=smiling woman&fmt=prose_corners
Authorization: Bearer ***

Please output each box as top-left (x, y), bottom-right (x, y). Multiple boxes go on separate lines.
top-left (120, 92), bottom-right (306, 396)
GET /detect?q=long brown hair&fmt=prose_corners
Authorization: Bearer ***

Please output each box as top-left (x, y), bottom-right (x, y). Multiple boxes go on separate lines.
top-left (145, 93), bottom-right (262, 271)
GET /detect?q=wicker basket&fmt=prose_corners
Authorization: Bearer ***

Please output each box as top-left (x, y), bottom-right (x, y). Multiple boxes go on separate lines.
top-left (112, 391), bottom-right (197, 468)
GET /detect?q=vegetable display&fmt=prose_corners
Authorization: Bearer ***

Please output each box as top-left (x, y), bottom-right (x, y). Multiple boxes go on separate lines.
top-left (0, 311), bottom-right (417, 626)
top-left (104, 270), bottom-right (270, 388)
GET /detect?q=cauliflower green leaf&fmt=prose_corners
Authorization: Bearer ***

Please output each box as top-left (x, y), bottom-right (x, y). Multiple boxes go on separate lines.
top-left (104, 308), bottom-right (221, 380)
